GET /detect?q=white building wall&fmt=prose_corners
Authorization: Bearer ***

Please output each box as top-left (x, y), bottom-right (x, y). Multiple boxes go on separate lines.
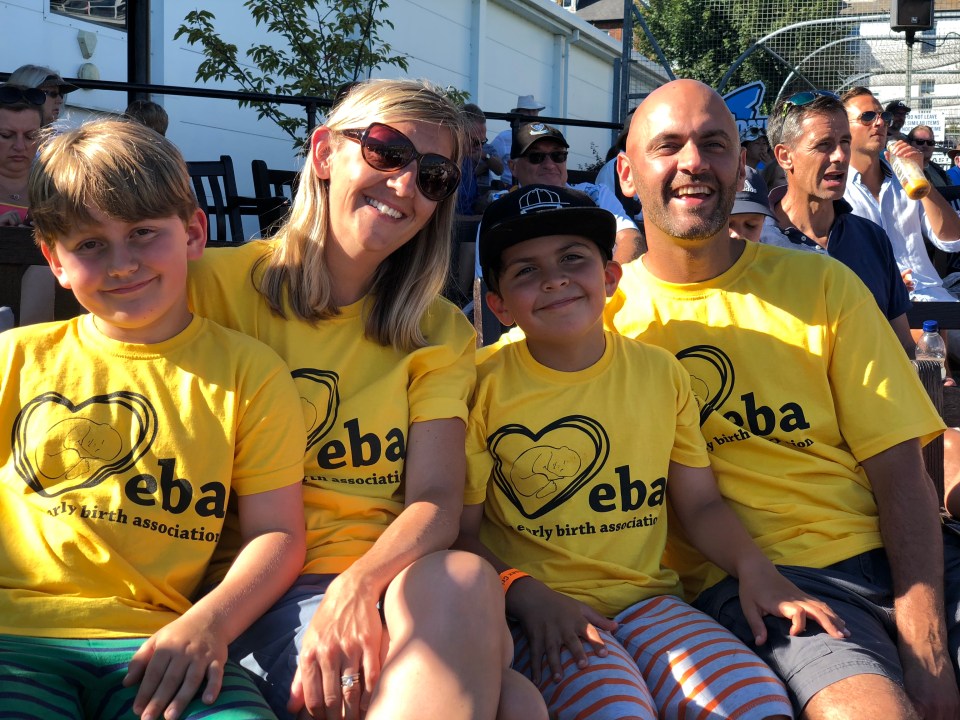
top-left (2, 0), bottom-right (638, 211)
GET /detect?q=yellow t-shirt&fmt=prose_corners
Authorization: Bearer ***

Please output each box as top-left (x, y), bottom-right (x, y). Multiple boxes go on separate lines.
top-left (0, 314), bottom-right (306, 638)
top-left (603, 242), bottom-right (945, 598)
top-left (188, 241), bottom-right (476, 575)
top-left (466, 332), bottom-right (708, 617)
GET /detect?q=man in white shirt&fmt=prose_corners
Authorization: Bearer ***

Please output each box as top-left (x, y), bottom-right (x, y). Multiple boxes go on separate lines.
top-left (842, 86), bottom-right (960, 302)
top-left (490, 94), bottom-right (546, 188)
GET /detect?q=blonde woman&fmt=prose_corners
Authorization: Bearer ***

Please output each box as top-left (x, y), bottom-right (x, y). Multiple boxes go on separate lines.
top-left (188, 79), bottom-right (520, 720)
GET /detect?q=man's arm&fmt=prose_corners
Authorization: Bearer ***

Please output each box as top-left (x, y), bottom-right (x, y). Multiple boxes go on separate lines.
top-left (890, 141), bottom-right (960, 243)
top-left (861, 439), bottom-right (959, 720)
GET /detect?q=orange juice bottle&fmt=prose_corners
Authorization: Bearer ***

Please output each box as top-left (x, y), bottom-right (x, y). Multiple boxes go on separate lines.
top-left (887, 141), bottom-right (931, 200)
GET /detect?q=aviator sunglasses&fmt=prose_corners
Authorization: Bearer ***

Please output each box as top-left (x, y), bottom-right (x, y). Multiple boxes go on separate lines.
top-left (852, 110), bottom-right (893, 127)
top-left (0, 86), bottom-right (46, 106)
top-left (780, 90), bottom-right (841, 117)
top-left (339, 122), bottom-right (461, 202)
top-left (523, 150), bottom-right (568, 165)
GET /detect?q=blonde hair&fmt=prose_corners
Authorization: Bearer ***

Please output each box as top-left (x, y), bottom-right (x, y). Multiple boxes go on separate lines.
top-left (29, 118), bottom-right (197, 247)
top-left (258, 78), bottom-right (466, 352)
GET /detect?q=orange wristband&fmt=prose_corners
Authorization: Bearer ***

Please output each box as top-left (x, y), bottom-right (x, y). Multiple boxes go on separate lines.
top-left (499, 568), bottom-right (530, 594)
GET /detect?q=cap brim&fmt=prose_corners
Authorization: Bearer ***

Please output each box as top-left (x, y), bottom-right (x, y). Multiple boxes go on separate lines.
top-left (731, 200), bottom-right (774, 218)
top-left (480, 207), bottom-right (615, 285)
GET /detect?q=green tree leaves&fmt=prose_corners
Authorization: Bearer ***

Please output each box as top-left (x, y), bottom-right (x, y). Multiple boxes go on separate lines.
top-left (174, 0), bottom-right (409, 148)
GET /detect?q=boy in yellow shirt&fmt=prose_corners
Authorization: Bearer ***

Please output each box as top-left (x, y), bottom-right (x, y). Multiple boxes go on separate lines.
top-left (0, 119), bottom-right (307, 720)
top-left (458, 185), bottom-right (846, 719)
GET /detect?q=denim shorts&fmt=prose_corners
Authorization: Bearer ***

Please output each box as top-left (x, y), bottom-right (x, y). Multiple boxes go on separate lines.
top-left (695, 527), bottom-right (960, 714)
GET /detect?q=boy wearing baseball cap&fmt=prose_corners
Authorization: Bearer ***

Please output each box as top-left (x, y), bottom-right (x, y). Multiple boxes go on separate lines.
top-left (729, 166), bottom-right (776, 243)
top-left (457, 185), bottom-right (846, 719)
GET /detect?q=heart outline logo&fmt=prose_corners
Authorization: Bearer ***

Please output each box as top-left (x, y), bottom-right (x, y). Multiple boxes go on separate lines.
top-left (13, 391), bottom-right (157, 498)
top-left (488, 415), bottom-right (609, 519)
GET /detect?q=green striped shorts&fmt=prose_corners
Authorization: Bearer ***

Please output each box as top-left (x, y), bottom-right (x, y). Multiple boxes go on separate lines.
top-left (0, 634), bottom-right (276, 719)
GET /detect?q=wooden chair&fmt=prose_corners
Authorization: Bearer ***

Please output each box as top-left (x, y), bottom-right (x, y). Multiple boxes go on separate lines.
top-left (0, 227), bottom-right (84, 325)
top-left (251, 160), bottom-right (297, 237)
top-left (187, 155), bottom-right (262, 244)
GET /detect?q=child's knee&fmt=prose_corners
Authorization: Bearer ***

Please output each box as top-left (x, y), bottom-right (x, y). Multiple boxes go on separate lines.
top-left (497, 668), bottom-right (548, 720)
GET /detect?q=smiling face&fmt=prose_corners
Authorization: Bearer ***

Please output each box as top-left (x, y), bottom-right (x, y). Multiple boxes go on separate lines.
top-left (41, 208), bottom-right (207, 344)
top-left (619, 80), bottom-right (744, 248)
top-left (776, 110), bottom-right (850, 201)
top-left (510, 139), bottom-right (569, 187)
top-left (313, 118), bottom-right (454, 273)
top-left (486, 234), bottom-right (621, 367)
top-left (0, 107), bottom-right (41, 180)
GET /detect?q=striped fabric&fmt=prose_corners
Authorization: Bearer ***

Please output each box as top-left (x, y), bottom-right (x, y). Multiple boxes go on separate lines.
top-left (0, 635), bottom-right (277, 719)
top-left (511, 595), bottom-right (791, 720)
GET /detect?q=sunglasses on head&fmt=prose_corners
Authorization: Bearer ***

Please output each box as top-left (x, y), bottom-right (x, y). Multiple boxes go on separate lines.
top-left (852, 110), bottom-right (893, 127)
top-left (781, 90), bottom-right (841, 117)
top-left (523, 150), bottom-right (568, 165)
top-left (911, 138), bottom-right (936, 147)
top-left (339, 122), bottom-right (461, 202)
top-left (0, 86), bottom-right (46, 106)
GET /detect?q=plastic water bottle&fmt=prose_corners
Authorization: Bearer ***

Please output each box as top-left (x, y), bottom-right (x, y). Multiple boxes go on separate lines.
top-left (916, 320), bottom-right (947, 380)
top-left (0, 307), bottom-right (13, 333)
top-left (887, 140), bottom-right (931, 200)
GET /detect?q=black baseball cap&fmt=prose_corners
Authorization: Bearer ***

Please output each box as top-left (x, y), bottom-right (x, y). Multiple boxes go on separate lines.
top-left (885, 100), bottom-right (911, 113)
top-left (479, 184), bottom-right (615, 287)
top-left (511, 122), bottom-right (569, 158)
top-left (731, 166), bottom-right (774, 218)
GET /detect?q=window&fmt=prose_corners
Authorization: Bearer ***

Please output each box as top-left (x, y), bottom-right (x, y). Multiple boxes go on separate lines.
top-left (50, 1), bottom-right (127, 32)
top-left (919, 79), bottom-right (935, 111)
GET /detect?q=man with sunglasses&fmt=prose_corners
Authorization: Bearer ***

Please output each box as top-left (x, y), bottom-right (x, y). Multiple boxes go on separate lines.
top-left (842, 86), bottom-right (960, 304)
top-left (508, 122), bottom-right (641, 263)
top-left (908, 125), bottom-right (952, 188)
top-left (611, 77), bottom-right (960, 720)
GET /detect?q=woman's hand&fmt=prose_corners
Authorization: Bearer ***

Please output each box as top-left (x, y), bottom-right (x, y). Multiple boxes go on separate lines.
top-left (0, 210), bottom-right (23, 227)
top-left (507, 576), bottom-right (617, 684)
top-left (288, 572), bottom-right (383, 720)
top-left (123, 611), bottom-right (227, 720)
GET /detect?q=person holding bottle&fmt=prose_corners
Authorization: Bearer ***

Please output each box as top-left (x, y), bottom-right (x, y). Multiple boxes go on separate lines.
top-left (841, 87), bottom-right (960, 304)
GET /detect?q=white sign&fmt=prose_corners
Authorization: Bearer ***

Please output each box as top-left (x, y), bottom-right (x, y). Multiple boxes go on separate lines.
top-left (905, 110), bottom-right (946, 139)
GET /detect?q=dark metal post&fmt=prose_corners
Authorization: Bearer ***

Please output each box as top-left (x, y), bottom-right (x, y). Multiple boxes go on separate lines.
top-left (127, 0), bottom-right (150, 106)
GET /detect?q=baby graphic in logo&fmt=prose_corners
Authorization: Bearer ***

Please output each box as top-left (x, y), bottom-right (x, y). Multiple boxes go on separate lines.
top-left (37, 418), bottom-right (122, 482)
top-left (489, 415), bottom-right (608, 520)
top-left (511, 445), bottom-right (581, 499)
top-left (13, 391), bottom-right (157, 497)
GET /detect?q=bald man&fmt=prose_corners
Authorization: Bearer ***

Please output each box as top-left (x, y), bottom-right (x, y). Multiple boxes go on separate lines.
top-left (607, 79), bottom-right (960, 720)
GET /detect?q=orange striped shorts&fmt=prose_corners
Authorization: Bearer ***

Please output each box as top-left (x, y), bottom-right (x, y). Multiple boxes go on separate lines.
top-left (510, 594), bottom-right (791, 720)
